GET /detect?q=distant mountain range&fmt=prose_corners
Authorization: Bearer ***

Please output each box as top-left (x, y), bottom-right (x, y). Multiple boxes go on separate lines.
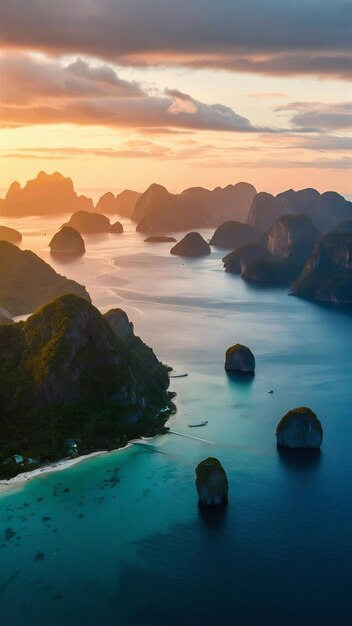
top-left (1, 171), bottom-right (351, 234)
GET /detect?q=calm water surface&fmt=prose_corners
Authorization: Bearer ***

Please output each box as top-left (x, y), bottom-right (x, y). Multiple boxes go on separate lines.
top-left (1, 216), bottom-right (352, 625)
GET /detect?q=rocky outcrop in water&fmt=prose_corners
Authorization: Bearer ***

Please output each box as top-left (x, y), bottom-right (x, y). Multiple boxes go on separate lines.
top-left (0, 225), bottom-right (22, 245)
top-left (225, 344), bottom-right (255, 373)
top-left (0, 241), bottom-right (90, 315)
top-left (276, 407), bottom-right (323, 449)
top-left (292, 231), bottom-right (352, 303)
top-left (49, 226), bottom-right (86, 256)
top-left (0, 295), bottom-right (171, 478)
top-left (0, 171), bottom-right (93, 217)
top-left (110, 221), bottom-right (124, 234)
top-left (144, 236), bottom-right (177, 243)
top-left (63, 210), bottom-right (111, 233)
top-left (63, 211), bottom-right (124, 234)
top-left (210, 221), bottom-right (258, 249)
top-left (247, 188), bottom-right (352, 233)
top-left (134, 182), bottom-right (257, 232)
top-left (195, 458), bottom-right (228, 507)
top-left (170, 232), bottom-right (211, 257)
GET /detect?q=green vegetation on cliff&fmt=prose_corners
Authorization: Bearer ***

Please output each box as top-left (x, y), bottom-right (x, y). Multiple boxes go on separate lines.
top-left (292, 232), bottom-right (352, 303)
top-left (0, 295), bottom-right (171, 479)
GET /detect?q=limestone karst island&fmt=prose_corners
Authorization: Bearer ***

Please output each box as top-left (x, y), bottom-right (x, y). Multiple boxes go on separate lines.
top-left (0, 2), bottom-right (351, 625)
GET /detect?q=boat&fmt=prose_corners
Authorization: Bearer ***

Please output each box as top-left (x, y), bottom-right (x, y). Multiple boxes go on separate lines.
top-left (169, 373), bottom-right (188, 378)
top-left (188, 420), bottom-right (208, 428)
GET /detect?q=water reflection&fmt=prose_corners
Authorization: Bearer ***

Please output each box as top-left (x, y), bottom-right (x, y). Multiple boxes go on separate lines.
top-left (225, 370), bottom-right (255, 386)
top-left (198, 504), bottom-right (228, 534)
top-left (276, 446), bottom-right (322, 472)
top-left (50, 251), bottom-right (84, 264)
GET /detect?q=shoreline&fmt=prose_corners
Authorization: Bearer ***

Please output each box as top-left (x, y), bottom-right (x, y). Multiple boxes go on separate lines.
top-left (0, 442), bottom-right (137, 496)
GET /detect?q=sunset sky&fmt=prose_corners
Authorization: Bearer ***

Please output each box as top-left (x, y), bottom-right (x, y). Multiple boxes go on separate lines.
top-left (1, 0), bottom-right (351, 196)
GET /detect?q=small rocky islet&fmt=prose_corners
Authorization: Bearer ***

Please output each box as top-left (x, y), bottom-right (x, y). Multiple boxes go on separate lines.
top-left (225, 344), bottom-right (255, 373)
top-left (195, 458), bottom-right (228, 507)
top-left (276, 407), bottom-right (323, 449)
top-left (63, 210), bottom-right (124, 235)
top-left (170, 232), bottom-right (211, 257)
top-left (49, 226), bottom-right (86, 256)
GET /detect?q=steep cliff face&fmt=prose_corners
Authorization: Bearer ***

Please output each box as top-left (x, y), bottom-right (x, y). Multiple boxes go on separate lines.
top-left (0, 295), bottom-right (171, 477)
top-left (292, 232), bottom-right (352, 303)
top-left (133, 184), bottom-right (174, 225)
top-left (134, 182), bottom-right (256, 232)
top-left (0, 241), bottom-right (90, 315)
top-left (248, 188), bottom-right (351, 233)
top-left (236, 215), bottom-right (318, 283)
top-left (1, 171), bottom-right (94, 217)
top-left (266, 215), bottom-right (319, 261)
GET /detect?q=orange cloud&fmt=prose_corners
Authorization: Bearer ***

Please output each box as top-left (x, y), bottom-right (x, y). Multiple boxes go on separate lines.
top-left (0, 53), bottom-right (260, 132)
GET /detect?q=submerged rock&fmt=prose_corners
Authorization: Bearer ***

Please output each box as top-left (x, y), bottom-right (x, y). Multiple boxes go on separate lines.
top-left (276, 407), bottom-right (323, 449)
top-left (170, 232), bottom-right (211, 257)
top-left (225, 344), bottom-right (255, 373)
top-left (49, 226), bottom-right (85, 256)
top-left (195, 458), bottom-right (228, 507)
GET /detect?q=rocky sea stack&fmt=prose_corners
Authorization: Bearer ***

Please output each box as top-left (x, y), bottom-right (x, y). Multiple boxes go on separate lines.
top-left (170, 232), bottom-right (211, 257)
top-left (0, 225), bottom-right (22, 245)
top-left (195, 458), bottom-right (228, 507)
top-left (49, 226), bottom-right (86, 256)
top-left (225, 344), bottom-right (255, 373)
top-left (276, 407), bottom-right (323, 449)
top-left (110, 221), bottom-right (124, 234)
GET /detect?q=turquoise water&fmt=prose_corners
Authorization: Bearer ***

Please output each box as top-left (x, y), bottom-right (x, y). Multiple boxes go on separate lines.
top-left (1, 218), bottom-right (352, 625)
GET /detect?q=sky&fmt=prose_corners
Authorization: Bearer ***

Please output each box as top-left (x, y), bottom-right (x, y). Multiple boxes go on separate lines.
top-left (1, 0), bottom-right (351, 196)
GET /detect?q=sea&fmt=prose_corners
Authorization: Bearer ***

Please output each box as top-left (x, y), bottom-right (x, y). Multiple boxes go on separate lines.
top-left (0, 214), bottom-right (351, 625)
